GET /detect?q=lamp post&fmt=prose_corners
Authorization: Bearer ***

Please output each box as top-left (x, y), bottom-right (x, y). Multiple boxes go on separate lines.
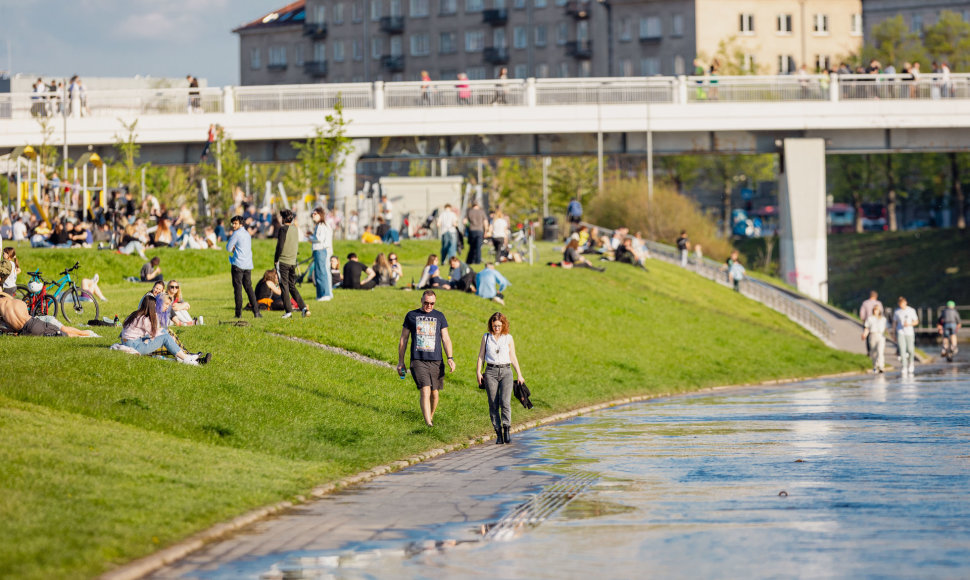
top-left (597, 0), bottom-right (613, 77)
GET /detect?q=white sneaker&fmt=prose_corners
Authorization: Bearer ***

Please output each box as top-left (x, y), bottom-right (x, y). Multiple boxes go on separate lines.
top-left (178, 357), bottom-right (199, 366)
top-left (317, 296), bottom-right (332, 301)
top-left (281, 312), bottom-right (292, 319)
top-left (93, 273), bottom-right (99, 284)
top-left (197, 315), bottom-right (204, 326)
top-left (909, 364), bottom-right (915, 374)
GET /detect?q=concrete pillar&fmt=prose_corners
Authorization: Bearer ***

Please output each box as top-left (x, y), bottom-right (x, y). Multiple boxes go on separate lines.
top-left (526, 77), bottom-right (537, 107)
top-left (222, 86), bottom-right (235, 114)
top-left (829, 74), bottom-right (839, 102)
top-left (335, 138), bottom-right (370, 207)
top-left (373, 81), bottom-right (385, 110)
top-left (677, 75), bottom-right (687, 104)
top-left (778, 138), bottom-right (828, 302)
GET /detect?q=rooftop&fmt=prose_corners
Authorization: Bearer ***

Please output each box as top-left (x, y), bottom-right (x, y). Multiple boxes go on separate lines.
top-left (233, 0), bottom-right (305, 33)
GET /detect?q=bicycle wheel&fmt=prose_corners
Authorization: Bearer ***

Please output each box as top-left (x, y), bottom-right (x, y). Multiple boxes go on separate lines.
top-left (15, 284), bottom-right (29, 301)
top-left (27, 294), bottom-right (58, 318)
top-left (60, 289), bottom-right (100, 324)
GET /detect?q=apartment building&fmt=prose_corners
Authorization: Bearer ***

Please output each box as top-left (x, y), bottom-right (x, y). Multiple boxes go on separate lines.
top-left (235, 0), bottom-right (861, 85)
top-left (861, 0), bottom-right (970, 38)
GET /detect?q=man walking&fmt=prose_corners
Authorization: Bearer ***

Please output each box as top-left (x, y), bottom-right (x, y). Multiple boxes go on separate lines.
top-left (274, 209), bottom-right (309, 319)
top-left (397, 290), bottom-right (456, 427)
top-left (567, 197), bottom-right (583, 229)
top-left (894, 296), bottom-right (919, 375)
top-left (438, 204), bottom-right (459, 261)
top-left (465, 201), bottom-right (487, 265)
top-left (677, 230), bottom-right (690, 267)
top-left (226, 215), bottom-right (260, 319)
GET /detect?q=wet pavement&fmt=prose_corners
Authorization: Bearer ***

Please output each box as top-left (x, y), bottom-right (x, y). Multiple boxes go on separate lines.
top-left (150, 365), bottom-right (970, 579)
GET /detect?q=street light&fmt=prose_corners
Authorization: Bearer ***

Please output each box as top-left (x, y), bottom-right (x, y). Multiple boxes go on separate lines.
top-left (597, 0), bottom-right (613, 77)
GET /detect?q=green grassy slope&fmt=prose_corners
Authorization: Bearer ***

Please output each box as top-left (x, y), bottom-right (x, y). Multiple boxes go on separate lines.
top-left (0, 241), bottom-right (866, 579)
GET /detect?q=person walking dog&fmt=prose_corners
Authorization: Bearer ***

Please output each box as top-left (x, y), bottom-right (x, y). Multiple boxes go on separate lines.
top-left (476, 311), bottom-right (525, 444)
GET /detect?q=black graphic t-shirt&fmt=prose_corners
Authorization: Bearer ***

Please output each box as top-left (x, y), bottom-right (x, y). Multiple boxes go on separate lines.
top-left (403, 308), bottom-right (449, 362)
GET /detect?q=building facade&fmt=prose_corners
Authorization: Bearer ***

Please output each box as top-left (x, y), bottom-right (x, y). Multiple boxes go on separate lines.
top-left (861, 0), bottom-right (970, 39)
top-left (236, 0), bottom-right (861, 85)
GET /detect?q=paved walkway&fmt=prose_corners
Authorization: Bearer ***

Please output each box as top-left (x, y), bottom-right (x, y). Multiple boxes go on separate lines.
top-left (146, 442), bottom-right (555, 579)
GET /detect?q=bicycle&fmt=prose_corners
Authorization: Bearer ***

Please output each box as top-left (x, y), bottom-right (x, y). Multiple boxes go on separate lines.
top-left (17, 271), bottom-right (59, 318)
top-left (17, 262), bottom-right (100, 324)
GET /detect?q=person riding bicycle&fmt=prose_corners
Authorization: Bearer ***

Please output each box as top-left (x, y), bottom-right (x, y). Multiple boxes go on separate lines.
top-left (937, 301), bottom-right (962, 356)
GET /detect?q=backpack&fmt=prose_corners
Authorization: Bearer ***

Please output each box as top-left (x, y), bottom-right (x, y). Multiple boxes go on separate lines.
top-left (0, 254), bottom-right (12, 280)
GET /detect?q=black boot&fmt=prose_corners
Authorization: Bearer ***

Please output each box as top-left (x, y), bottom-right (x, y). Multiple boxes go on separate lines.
top-left (503, 426), bottom-right (511, 444)
top-left (495, 428), bottom-right (504, 445)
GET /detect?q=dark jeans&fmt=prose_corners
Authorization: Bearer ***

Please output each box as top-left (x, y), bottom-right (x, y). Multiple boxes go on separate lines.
top-left (466, 229), bottom-right (484, 264)
top-left (277, 263), bottom-right (306, 313)
top-left (231, 265), bottom-right (258, 317)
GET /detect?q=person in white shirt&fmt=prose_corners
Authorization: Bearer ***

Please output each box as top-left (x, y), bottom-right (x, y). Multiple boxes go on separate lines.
top-left (437, 204), bottom-right (459, 261)
top-left (488, 210), bottom-right (509, 261)
top-left (13, 218), bottom-right (28, 241)
top-left (475, 311), bottom-right (525, 445)
top-left (308, 207), bottom-right (334, 301)
top-left (862, 303), bottom-right (888, 373)
top-left (893, 296), bottom-right (919, 375)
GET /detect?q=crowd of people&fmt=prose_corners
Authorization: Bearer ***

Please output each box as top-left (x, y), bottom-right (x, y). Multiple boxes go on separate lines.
top-left (859, 291), bottom-right (961, 375)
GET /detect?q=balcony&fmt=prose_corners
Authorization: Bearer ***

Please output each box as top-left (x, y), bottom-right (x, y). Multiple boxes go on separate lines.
top-left (639, 33), bottom-right (662, 44)
top-left (381, 55), bottom-right (406, 72)
top-left (565, 0), bottom-right (592, 19)
top-left (267, 62), bottom-right (288, 71)
top-left (303, 22), bottom-right (328, 39)
top-left (379, 16), bottom-right (405, 33)
top-left (303, 61), bottom-right (328, 77)
top-left (483, 46), bottom-right (510, 64)
top-left (565, 40), bottom-right (592, 59)
top-left (483, 9), bottom-right (508, 25)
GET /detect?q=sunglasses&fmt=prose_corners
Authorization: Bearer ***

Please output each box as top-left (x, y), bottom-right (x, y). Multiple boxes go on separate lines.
top-left (168, 285), bottom-right (179, 289)
top-left (422, 301), bottom-right (436, 306)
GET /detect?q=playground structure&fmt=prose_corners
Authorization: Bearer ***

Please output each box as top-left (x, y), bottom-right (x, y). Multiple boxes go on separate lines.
top-left (7, 146), bottom-right (107, 225)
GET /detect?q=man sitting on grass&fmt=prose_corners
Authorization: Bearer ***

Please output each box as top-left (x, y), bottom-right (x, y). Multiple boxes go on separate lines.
top-left (0, 293), bottom-right (97, 337)
top-left (475, 262), bottom-right (509, 305)
top-left (140, 257), bottom-right (163, 283)
top-left (342, 253), bottom-right (377, 290)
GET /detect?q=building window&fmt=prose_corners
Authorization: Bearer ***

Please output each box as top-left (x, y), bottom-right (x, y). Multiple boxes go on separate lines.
top-left (334, 3), bottom-right (345, 23)
top-left (333, 41), bottom-right (345, 62)
top-left (465, 29), bottom-right (485, 52)
top-left (514, 0), bottom-right (525, 9)
top-left (673, 55), bottom-right (684, 75)
top-left (851, 14), bottom-right (862, 36)
top-left (555, 0), bottom-right (566, 6)
top-left (672, 13), bottom-right (684, 37)
top-left (353, 39), bottom-right (363, 61)
top-left (813, 13), bottom-right (828, 34)
top-left (536, 63), bottom-right (549, 77)
top-left (577, 20), bottom-right (589, 41)
top-left (911, 14), bottom-right (922, 33)
top-left (640, 57), bottom-right (660, 76)
top-left (639, 16), bottom-right (661, 40)
top-left (557, 22), bottom-right (568, 45)
top-left (250, 47), bottom-right (261, 70)
top-left (742, 53), bottom-right (755, 72)
top-left (777, 14), bottom-right (792, 34)
top-left (410, 33), bottom-right (430, 55)
top-left (620, 59), bottom-right (632, 76)
top-left (390, 0), bottom-right (402, 17)
top-left (440, 31), bottom-right (457, 53)
top-left (514, 64), bottom-right (528, 77)
top-left (493, 27), bottom-right (506, 47)
top-left (778, 54), bottom-right (795, 73)
top-left (619, 17), bottom-right (631, 41)
top-left (371, 37), bottom-right (383, 59)
top-left (390, 35), bottom-right (403, 56)
top-left (370, 0), bottom-right (381, 20)
top-left (441, 69), bottom-right (458, 80)
top-left (579, 60), bottom-right (591, 77)
top-left (313, 5), bottom-right (326, 23)
top-left (295, 45), bottom-right (305, 66)
top-left (441, 0), bottom-right (457, 14)
top-left (514, 26), bottom-right (528, 48)
top-left (353, 2), bottom-right (363, 22)
top-left (410, 0), bottom-right (430, 17)
top-left (816, 54), bottom-right (830, 72)
top-left (269, 46), bottom-right (287, 67)
top-left (535, 0), bottom-right (546, 7)
top-left (739, 13), bottom-right (754, 34)
top-left (314, 42), bottom-right (327, 62)
top-left (535, 24), bottom-right (547, 47)
top-left (467, 66), bottom-right (487, 79)
top-left (557, 62), bottom-right (569, 77)
top-left (466, 0), bottom-right (484, 13)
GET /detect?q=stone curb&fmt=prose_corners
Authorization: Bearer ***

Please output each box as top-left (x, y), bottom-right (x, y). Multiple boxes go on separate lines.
top-left (99, 368), bottom-right (865, 580)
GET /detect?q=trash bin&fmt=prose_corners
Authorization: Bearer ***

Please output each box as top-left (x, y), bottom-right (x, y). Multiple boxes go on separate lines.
top-left (542, 216), bottom-right (559, 242)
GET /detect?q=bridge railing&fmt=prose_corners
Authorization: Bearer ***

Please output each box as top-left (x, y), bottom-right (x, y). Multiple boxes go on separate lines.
top-left (685, 74), bottom-right (830, 102)
top-left (535, 77), bottom-right (676, 105)
top-left (234, 83), bottom-right (374, 112)
top-left (643, 239), bottom-right (834, 343)
top-left (383, 78), bottom-right (527, 108)
top-left (838, 73), bottom-right (970, 100)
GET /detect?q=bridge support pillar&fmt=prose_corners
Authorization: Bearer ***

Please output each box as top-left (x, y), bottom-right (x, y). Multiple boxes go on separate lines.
top-left (778, 138), bottom-right (828, 302)
top-left (335, 138), bottom-right (370, 207)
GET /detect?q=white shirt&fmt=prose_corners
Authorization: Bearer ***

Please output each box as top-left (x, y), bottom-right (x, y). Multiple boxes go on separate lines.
top-left (894, 306), bottom-right (918, 336)
top-left (484, 333), bottom-right (512, 365)
top-left (491, 217), bottom-right (508, 239)
top-left (438, 208), bottom-right (458, 235)
top-left (864, 316), bottom-right (887, 337)
top-left (311, 222), bottom-right (333, 252)
top-left (12, 221), bottom-right (26, 241)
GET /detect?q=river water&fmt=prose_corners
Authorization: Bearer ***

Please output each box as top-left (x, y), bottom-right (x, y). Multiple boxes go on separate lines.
top-left (183, 367), bottom-right (970, 579)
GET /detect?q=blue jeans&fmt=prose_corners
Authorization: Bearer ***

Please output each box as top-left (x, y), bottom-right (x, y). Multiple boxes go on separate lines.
top-left (382, 229), bottom-right (400, 244)
top-left (441, 232), bottom-right (457, 261)
top-left (312, 249), bottom-right (332, 299)
top-left (123, 334), bottom-right (183, 356)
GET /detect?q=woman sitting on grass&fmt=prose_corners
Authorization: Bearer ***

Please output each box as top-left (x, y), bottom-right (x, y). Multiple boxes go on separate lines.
top-left (119, 295), bottom-right (201, 366)
top-left (254, 269), bottom-right (285, 311)
top-left (417, 254), bottom-right (450, 289)
top-left (166, 279), bottom-right (202, 326)
top-left (373, 253), bottom-right (395, 287)
top-left (558, 239), bottom-right (605, 272)
top-left (330, 256), bottom-right (343, 289)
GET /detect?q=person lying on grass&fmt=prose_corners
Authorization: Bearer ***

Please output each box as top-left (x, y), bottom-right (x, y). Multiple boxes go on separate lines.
top-left (119, 295), bottom-right (202, 366)
top-left (0, 293), bottom-right (98, 337)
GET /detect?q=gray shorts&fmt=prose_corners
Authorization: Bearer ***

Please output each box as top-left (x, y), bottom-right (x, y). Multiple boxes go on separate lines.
top-left (20, 317), bottom-right (64, 337)
top-left (411, 359), bottom-right (445, 391)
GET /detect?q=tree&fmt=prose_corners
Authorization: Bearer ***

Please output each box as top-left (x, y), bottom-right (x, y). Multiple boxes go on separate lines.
top-left (113, 118), bottom-right (141, 196)
top-left (700, 154), bottom-right (775, 238)
top-left (656, 155), bottom-right (704, 194)
top-left (861, 15), bottom-right (929, 69)
top-left (923, 11), bottom-right (970, 71)
top-left (290, 100), bottom-right (354, 202)
top-left (34, 117), bottom-right (59, 173)
top-left (698, 35), bottom-right (767, 75)
top-left (201, 127), bottom-right (248, 215)
top-left (829, 155), bottom-right (877, 233)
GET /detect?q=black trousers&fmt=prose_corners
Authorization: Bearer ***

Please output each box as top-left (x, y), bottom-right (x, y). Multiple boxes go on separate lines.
top-left (278, 262), bottom-right (306, 313)
top-left (466, 229), bottom-right (484, 264)
top-left (231, 265), bottom-right (258, 317)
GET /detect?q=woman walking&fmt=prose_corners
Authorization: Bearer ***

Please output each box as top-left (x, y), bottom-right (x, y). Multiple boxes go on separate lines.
top-left (476, 312), bottom-right (525, 444)
top-left (862, 303), bottom-right (887, 373)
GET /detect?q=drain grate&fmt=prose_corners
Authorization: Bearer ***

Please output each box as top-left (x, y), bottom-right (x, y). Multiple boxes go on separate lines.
top-left (484, 471), bottom-right (598, 541)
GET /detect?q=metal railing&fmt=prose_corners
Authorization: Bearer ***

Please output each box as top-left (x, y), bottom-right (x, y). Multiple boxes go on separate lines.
top-left (685, 74), bottom-right (829, 102)
top-left (644, 239), bottom-right (834, 342)
top-left (2, 74), bottom-right (970, 120)
top-left (384, 78), bottom-right (527, 108)
top-left (234, 83), bottom-right (373, 112)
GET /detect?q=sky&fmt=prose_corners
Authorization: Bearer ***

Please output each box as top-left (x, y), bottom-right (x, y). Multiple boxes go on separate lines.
top-left (0, 0), bottom-right (276, 86)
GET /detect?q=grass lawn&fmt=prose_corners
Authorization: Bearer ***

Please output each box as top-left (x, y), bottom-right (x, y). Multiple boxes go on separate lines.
top-left (0, 239), bottom-right (867, 579)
